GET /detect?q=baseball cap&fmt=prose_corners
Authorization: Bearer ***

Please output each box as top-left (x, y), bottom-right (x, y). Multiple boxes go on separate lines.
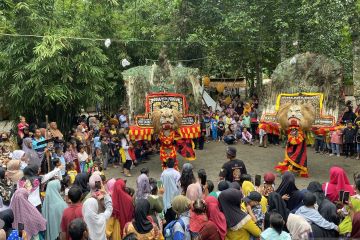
top-left (264, 172), bottom-right (276, 184)
top-left (243, 191), bottom-right (262, 203)
top-left (226, 147), bottom-right (236, 157)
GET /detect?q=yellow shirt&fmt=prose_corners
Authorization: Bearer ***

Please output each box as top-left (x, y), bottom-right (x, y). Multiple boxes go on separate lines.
top-left (67, 170), bottom-right (78, 184)
top-left (225, 215), bottom-right (261, 240)
top-left (106, 217), bottom-right (121, 240)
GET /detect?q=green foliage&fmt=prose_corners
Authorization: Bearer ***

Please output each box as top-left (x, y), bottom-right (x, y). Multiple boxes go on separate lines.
top-left (0, 0), bottom-right (358, 130)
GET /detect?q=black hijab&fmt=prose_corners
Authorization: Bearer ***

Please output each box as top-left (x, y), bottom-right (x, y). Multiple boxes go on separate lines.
top-left (133, 199), bottom-right (153, 234)
top-left (307, 181), bottom-right (340, 225)
top-left (73, 173), bottom-right (90, 194)
top-left (0, 209), bottom-right (14, 237)
top-left (268, 192), bottom-right (290, 222)
top-left (218, 188), bottom-right (247, 228)
top-left (276, 171), bottom-right (303, 211)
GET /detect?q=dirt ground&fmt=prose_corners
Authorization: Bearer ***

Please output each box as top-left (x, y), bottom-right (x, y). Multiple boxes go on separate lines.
top-left (105, 141), bottom-right (360, 190)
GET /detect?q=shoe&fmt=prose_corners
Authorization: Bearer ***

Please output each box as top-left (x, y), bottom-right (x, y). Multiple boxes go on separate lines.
top-left (329, 154), bottom-right (334, 156)
top-left (357, 157), bottom-right (359, 160)
top-left (337, 154), bottom-right (340, 157)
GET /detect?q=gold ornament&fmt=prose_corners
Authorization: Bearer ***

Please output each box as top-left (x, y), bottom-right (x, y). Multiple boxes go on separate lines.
top-left (203, 76), bottom-right (210, 86)
top-left (216, 83), bottom-right (225, 93)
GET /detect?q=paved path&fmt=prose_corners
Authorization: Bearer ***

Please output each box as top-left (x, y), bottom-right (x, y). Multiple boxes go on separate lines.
top-left (105, 141), bottom-right (359, 190)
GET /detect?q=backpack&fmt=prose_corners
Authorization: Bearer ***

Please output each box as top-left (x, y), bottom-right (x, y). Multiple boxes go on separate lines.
top-left (164, 218), bottom-right (186, 240)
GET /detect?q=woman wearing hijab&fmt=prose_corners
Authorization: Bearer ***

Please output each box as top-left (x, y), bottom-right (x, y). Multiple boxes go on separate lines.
top-left (123, 199), bottom-right (160, 239)
top-left (307, 182), bottom-right (339, 225)
top-left (22, 137), bottom-right (41, 167)
top-left (166, 195), bottom-right (192, 240)
top-left (322, 166), bottom-right (355, 202)
top-left (205, 196), bottom-right (227, 240)
top-left (10, 188), bottom-right (47, 239)
top-left (186, 183), bottom-right (202, 202)
top-left (241, 180), bottom-right (268, 213)
top-left (136, 173), bottom-right (151, 200)
top-left (264, 192), bottom-right (290, 230)
top-left (190, 199), bottom-right (221, 240)
top-left (107, 178), bottom-right (134, 239)
top-left (73, 172), bottom-right (90, 197)
top-left (42, 179), bottom-right (68, 240)
top-left (83, 190), bottom-right (113, 240)
top-left (276, 171), bottom-right (303, 212)
top-left (106, 178), bottom-right (116, 196)
top-left (286, 213), bottom-right (313, 240)
top-left (218, 188), bottom-right (261, 240)
top-left (5, 160), bottom-right (23, 183)
top-left (0, 209), bottom-right (14, 238)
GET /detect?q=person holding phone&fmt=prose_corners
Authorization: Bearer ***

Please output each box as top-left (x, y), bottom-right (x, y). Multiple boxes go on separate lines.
top-left (339, 178), bottom-right (360, 236)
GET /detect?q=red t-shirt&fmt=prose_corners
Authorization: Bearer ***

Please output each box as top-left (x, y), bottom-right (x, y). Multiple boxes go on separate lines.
top-left (60, 203), bottom-right (83, 240)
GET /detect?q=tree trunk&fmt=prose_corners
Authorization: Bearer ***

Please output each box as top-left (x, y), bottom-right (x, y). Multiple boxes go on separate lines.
top-left (350, 6), bottom-right (360, 103)
top-left (256, 61), bottom-right (262, 96)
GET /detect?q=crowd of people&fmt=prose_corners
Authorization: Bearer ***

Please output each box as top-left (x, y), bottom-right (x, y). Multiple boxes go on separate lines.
top-left (0, 95), bottom-right (360, 239)
top-left (0, 140), bottom-right (359, 239)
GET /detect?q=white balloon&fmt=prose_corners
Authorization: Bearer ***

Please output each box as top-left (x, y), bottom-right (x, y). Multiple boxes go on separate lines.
top-left (122, 59), bottom-right (130, 67)
top-left (104, 38), bottom-right (111, 48)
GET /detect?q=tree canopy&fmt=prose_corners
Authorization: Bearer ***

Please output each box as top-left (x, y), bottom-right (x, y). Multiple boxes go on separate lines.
top-left (0, 0), bottom-right (358, 129)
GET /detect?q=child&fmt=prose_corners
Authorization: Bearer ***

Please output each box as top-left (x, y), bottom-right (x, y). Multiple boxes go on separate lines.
top-left (314, 132), bottom-right (324, 153)
top-left (204, 113), bottom-right (211, 142)
top-left (260, 212), bottom-right (291, 240)
top-left (217, 117), bottom-right (225, 141)
top-left (66, 162), bottom-right (78, 184)
top-left (243, 191), bottom-right (265, 229)
top-left (258, 172), bottom-right (275, 198)
top-left (225, 113), bottom-right (232, 129)
top-left (53, 147), bottom-right (66, 176)
top-left (100, 136), bottom-right (109, 170)
top-left (109, 124), bottom-right (117, 136)
top-left (210, 116), bottom-right (218, 141)
top-left (241, 128), bottom-right (253, 145)
top-left (330, 129), bottom-right (342, 157)
top-left (77, 145), bottom-right (89, 173)
top-left (343, 121), bottom-right (356, 158)
top-left (52, 158), bottom-right (63, 180)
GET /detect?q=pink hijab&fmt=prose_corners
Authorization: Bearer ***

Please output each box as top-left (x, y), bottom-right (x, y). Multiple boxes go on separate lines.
top-left (205, 196), bottom-right (227, 240)
top-left (186, 183), bottom-right (202, 202)
top-left (106, 178), bottom-right (116, 196)
top-left (322, 166), bottom-right (355, 202)
top-left (10, 188), bottom-right (47, 238)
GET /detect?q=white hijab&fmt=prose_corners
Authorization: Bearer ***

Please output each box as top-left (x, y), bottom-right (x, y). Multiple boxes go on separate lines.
top-left (82, 198), bottom-right (107, 240)
top-left (286, 213), bottom-right (312, 240)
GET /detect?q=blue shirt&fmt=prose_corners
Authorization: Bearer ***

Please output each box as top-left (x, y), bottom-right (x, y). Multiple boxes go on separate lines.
top-left (261, 228), bottom-right (291, 240)
top-left (32, 137), bottom-right (46, 152)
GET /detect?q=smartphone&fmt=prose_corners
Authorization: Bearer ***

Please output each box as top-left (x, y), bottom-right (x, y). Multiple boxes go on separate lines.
top-left (95, 181), bottom-right (102, 191)
top-left (339, 190), bottom-right (344, 202)
top-left (343, 191), bottom-right (350, 204)
top-left (255, 175), bottom-right (261, 187)
top-left (157, 180), bottom-right (163, 189)
top-left (18, 223), bottom-right (24, 237)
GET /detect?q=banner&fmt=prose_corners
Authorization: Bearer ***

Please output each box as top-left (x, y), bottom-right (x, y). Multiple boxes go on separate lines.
top-left (146, 92), bottom-right (187, 114)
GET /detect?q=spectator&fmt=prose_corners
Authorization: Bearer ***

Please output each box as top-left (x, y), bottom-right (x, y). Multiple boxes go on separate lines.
top-left (322, 166), bottom-right (355, 203)
top-left (165, 195), bottom-right (191, 240)
top-left (219, 147), bottom-right (247, 183)
top-left (60, 186), bottom-right (83, 240)
top-left (258, 172), bottom-right (275, 198)
top-left (217, 116), bottom-right (225, 141)
top-left (186, 183), bottom-right (202, 202)
top-left (261, 212), bottom-right (291, 240)
top-left (295, 192), bottom-right (338, 232)
top-left (218, 188), bottom-right (261, 240)
top-left (161, 158), bottom-right (181, 225)
top-left (22, 137), bottom-right (41, 167)
top-left (264, 192), bottom-right (290, 230)
top-left (10, 188), bottom-right (46, 239)
top-left (224, 124), bottom-right (236, 145)
top-left (135, 173), bottom-right (151, 200)
top-left (42, 179), bottom-right (68, 240)
top-left (343, 121), bottom-right (356, 157)
top-left (286, 213), bottom-right (313, 240)
top-left (276, 171), bottom-right (303, 212)
top-left (205, 196), bottom-right (227, 240)
top-left (17, 116), bottom-right (29, 140)
top-left (180, 163), bottom-right (196, 195)
top-left (123, 199), bottom-right (160, 239)
top-left (342, 106), bottom-right (357, 124)
top-left (68, 218), bottom-right (88, 240)
top-left (330, 129), bottom-right (342, 157)
top-left (83, 187), bottom-right (113, 240)
top-left (108, 179), bottom-right (134, 239)
top-left (243, 191), bottom-right (265, 229)
top-left (351, 212), bottom-right (360, 238)
top-left (189, 199), bottom-right (221, 240)
top-left (241, 128), bottom-right (253, 145)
